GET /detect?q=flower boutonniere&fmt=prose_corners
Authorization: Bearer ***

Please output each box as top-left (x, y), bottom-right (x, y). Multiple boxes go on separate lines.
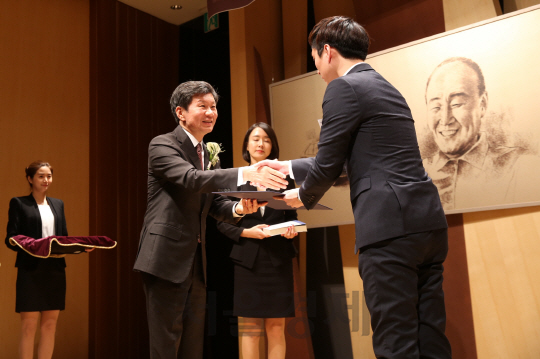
top-left (206, 142), bottom-right (224, 170)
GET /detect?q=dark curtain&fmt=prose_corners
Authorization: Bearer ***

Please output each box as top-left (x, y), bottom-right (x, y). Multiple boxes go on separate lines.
top-left (89, 1), bottom-right (179, 358)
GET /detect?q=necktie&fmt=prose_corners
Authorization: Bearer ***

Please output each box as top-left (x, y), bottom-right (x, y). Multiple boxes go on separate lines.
top-left (196, 143), bottom-right (204, 170)
top-left (196, 142), bottom-right (203, 244)
top-left (433, 159), bottom-right (457, 210)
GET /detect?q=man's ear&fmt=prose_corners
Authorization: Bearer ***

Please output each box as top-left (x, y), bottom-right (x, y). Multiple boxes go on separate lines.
top-left (325, 44), bottom-right (332, 62)
top-left (479, 91), bottom-right (488, 117)
top-left (175, 106), bottom-right (184, 123)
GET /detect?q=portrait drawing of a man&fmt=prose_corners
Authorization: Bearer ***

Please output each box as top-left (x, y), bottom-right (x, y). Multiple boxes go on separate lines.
top-left (422, 57), bottom-right (539, 211)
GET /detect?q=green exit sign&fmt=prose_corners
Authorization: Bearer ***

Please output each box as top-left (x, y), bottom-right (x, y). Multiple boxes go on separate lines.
top-left (204, 13), bottom-right (219, 33)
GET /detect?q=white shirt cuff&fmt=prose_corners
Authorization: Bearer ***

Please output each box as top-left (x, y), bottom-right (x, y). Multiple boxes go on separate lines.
top-left (288, 161), bottom-right (295, 180)
top-left (238, 167), bottom-right (247, 186)
top-left (232, 202), bottom-right (245, 217)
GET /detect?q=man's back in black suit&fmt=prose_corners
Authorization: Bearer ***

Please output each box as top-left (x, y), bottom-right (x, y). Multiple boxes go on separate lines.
top-left (259, 16), bottom-right (452, 358)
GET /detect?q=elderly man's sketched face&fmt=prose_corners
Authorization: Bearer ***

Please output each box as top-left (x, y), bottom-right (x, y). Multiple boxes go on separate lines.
top-left (426, 61), bottom-right (488, 159)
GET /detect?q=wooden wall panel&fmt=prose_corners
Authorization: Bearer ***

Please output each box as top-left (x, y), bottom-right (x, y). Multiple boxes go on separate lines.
top-left (504, 0), bottom-right (540, 12)
top-left (313, 0), bottom-right (356, 21)
top-left (0, 1), bottom-right (90, 358)
top-left (282, 0), bottom-right (308, 79)
top-left (229, 0), bottom-right (284, 166)
top-left (310, 0), bottom-right (446, 54)
top-left (353, 0), bottom-right (445, 54)
top-left (229, 9), bottom-right (253, 167)
top-left (443, 0), bottom-right (501, 30)
top-left (463, 207), bottom-right (540, 358)
top-left (89, 1), bottom-right (179, 358)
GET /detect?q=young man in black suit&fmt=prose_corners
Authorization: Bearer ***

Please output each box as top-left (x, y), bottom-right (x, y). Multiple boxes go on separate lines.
top-left (133, 81), bottom-right (288, 359)
top-left (257, 17), bottom-right (451, 358)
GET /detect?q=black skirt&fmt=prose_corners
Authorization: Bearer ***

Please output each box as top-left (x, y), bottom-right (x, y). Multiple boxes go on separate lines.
top-left (16, 264), bottom-right (66, 313)
top-left (233, 246), bottom-right (295, 318)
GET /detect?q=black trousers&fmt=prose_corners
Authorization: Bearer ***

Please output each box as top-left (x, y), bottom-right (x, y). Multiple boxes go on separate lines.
top-left (142, 245), bottom-right (206, 359)
top-left (358, 229), bottom-right (452, 359)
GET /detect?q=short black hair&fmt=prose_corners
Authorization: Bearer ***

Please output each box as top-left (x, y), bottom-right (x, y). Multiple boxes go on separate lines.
top-left (170, 81), bottom-right (219, 124)
top-left (308, 16), bottom-right (370, 60)
top-left (425, 57), bottom-right (486, 103)
top-left (242, 122), bottom-right (280, 164)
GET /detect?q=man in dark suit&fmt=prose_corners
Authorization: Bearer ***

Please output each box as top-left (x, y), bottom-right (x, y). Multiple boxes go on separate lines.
top-left (257, 17), bottom-right (451, 358)
top-left (133, 81), bottom-right (288, 359)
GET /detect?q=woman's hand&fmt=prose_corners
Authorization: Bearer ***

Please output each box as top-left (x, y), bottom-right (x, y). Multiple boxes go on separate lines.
top-left (281, 225), bottom-right (298, 239)
top-left (241, 224), bottom-right (270, 240)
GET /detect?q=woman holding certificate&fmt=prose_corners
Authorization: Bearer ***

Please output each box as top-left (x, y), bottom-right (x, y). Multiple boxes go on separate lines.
top-left (217, 123), bottom-right (298, 359)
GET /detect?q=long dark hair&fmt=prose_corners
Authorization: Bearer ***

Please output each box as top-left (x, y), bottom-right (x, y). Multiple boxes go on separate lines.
top-left (241, 122), bottom-right (280, 164)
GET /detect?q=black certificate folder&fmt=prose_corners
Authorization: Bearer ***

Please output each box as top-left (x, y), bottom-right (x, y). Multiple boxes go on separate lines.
top-left (213, 191), bottom-right (332, 210)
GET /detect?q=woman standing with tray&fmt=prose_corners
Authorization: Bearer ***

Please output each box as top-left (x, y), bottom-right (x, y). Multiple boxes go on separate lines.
top-left (217, 123), bottom-right (298, 359)
top-left (4, 160), bottom-right (88, 359)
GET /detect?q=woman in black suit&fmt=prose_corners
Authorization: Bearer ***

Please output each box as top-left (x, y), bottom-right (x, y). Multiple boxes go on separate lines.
top-left (5, 161), bottom-right (72, 359)
top-left (217, 123), bottom-right (298, 359)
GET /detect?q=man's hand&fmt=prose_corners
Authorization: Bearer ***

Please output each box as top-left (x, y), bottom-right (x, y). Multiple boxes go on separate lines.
top-left (253, 159), bottom-right (290, 175)
top-left (243, 165), bottom-right (288, 190)
top-left (235, 198), bottom-right (267, 215)
top-left (241, 224), bottom-right (270, 240)
top-left (274, 188), bottom-right (303, 208)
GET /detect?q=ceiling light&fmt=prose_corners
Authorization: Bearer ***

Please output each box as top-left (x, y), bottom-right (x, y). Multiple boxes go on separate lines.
top-left (170, 5), bottom-right (182, 10)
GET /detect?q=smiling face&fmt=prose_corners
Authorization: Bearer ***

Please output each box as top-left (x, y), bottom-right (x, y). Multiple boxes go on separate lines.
top-left (426, 61), bottom-right (487, 159)
top-left (247, 127), bottom-right (272, 164)
top-left (176, 93), bottom-right (217, 142)
top-left (28, 166), bottom-right (53, 194)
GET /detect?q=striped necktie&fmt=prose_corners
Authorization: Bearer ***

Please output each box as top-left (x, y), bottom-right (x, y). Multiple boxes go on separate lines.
top-left (196, 143), bottom-right (204, 170)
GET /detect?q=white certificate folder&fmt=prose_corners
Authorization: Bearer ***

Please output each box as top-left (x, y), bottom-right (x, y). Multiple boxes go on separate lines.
top-left (212, 191), bottom-right (332, 210)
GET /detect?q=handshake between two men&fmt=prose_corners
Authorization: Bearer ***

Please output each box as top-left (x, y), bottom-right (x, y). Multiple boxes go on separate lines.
top-left (240, 159), bottom-right (302, 211)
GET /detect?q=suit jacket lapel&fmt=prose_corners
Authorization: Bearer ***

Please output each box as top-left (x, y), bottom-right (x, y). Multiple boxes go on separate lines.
top-left (175, 126), bottom-right (203, 170)
top-left (27, 195), bottom-right (43, 237)
top-left (174, 127), bottom-right (208, 213)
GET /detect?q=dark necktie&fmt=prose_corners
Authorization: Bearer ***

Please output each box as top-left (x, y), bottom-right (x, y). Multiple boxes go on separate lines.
top-left (196, 143), bottom-right (204, 170)
top-left (196, 142), bottom-right (203, 243)
top-left (433, 159), bottom-right (457, 210)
